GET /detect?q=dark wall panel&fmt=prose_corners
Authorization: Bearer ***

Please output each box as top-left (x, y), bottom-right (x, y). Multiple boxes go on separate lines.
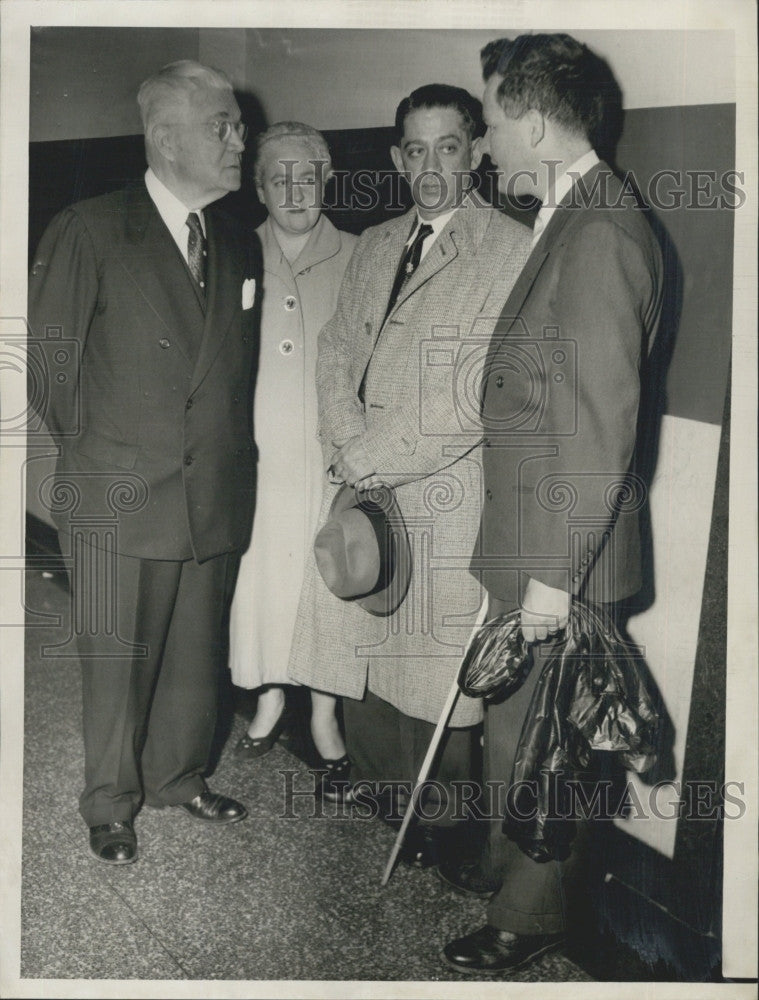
top-left (616, 104), bottom-right (735, 427)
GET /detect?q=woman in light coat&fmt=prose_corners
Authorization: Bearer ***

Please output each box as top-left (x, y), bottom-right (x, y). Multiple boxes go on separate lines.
top-left (229, 123), bottom-right (357, 774)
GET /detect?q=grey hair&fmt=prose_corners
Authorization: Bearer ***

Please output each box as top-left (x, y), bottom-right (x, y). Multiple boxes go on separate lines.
top-left (254, 122), bottom-right (332, 185)
top-left (137, 60), bottom-right (233, 131)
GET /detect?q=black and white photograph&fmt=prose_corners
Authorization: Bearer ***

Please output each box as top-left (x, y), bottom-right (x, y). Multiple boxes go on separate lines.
top-left (0, 1), bottom-right (756, 997)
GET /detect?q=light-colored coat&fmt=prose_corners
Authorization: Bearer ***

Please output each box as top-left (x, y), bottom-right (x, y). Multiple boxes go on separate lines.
top-left (288, 195), bottom-right (532, 725)
top-left (229, 214), bottom-right (357, 688)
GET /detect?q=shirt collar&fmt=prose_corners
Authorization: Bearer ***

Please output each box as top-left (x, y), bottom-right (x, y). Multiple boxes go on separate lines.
top-left (410, 206), bottom-right (457, 244)
top-left (145, 168), bottom-right (206, 241)
top-left (532, 149), bottom-right (600, 248)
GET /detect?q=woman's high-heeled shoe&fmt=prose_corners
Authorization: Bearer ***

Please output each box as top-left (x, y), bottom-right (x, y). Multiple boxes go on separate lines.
top-left (233, 710), bottom-right (289, 760)
top-left (317, 754), bottom-right (352, 802)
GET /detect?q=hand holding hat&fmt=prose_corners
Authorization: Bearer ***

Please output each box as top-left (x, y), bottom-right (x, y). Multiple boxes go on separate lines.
top-left (314, 484), bottom-right (412, 617)
top-left (328, 435), bottom-right (375, 488)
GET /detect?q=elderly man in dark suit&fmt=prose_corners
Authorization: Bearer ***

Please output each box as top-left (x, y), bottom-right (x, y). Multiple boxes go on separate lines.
top-left (441, 35), bottom-right (664, 974)
top-left (28, 60), bottom-right (260, 864)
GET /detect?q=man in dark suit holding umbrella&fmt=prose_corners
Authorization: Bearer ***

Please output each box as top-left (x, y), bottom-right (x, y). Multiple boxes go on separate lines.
top-left (440, 34), bottom-right (663, 975)
top-left (28, 60), bottom-right (260, 864)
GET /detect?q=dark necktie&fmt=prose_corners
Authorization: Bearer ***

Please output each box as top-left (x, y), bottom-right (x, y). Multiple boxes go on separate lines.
top-left (186, 212), bottom-right (207, 295)
top-left (383, 221), bottom-right (434, 324)
top-left (357, 221), bottom-right (434, 406)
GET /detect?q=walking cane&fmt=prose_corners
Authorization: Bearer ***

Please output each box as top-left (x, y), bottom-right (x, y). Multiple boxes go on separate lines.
top-left (381, 601), bottom-right (489, 886)
top-left (380, 673), bottom-right (461, 885)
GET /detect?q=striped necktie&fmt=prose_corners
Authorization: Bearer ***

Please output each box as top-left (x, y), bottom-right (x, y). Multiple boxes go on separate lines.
top-left (186, 212), bottom-right (207, 294)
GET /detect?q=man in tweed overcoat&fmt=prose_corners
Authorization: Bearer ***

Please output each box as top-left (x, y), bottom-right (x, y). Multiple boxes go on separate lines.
top-left (288, 84), bottom-right (531, 863)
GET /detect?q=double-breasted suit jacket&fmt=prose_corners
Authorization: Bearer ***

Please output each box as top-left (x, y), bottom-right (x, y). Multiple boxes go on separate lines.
top-left (28, 179), bottom-right (262, 825)
top-left (476, 163), bottom-right (664, 608)
top-left (28, 180), bottom-right (261, 562)
top-left (288, 194), bottom-right (532, 726)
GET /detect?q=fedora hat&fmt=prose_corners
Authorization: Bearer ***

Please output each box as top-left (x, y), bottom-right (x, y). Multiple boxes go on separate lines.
top-left (314, 484), bottom-right (412, 617)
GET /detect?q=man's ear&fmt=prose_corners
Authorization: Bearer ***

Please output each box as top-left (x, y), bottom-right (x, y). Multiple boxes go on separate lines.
top-left (469, 135), bottom-right (484, 172)
top-left (152, 123), bottom-right (177, 162)
top-left (390, 145), bottom-right (405, 175)
top-left (526, 109), bottom-right (546, 148)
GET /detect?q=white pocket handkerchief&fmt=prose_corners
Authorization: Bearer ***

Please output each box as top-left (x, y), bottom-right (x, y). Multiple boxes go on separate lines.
top-left (242, 278), bottom-right (256, 310)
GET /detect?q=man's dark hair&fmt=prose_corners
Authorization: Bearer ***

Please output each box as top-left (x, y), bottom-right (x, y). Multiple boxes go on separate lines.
top-left (481, 34), bottom-right (620, 145)
top-left (395, 83), bottom-right (484, 140)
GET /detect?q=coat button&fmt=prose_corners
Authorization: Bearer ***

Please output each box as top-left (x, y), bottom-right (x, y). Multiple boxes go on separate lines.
top-left (486, 488), bottom-right (493, 500)
top-left (185, 398), bottom-right (193, 410)
top-left (279, 340), bottom-right (294, 355)
top-left (495, 375), bottom-right (504, 388)
top-left (364, 321), bottom-right (372, 335)
top-left (184, 455), bottom-right (193, 466)
top-left (159, 338), bottom-right (171, 349)
top-left (284, 295), bottom-right (297, 311)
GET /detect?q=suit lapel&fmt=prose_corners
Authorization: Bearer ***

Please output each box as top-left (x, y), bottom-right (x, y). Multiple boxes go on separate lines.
top-left (391, 226), bottom-right (458, 314)
top-left (292, 213), bottom-right (342, 274)
top-left (121, 183), bottom-right (205, 366)
top-left (388, 199), bottom-right (491, 317)
top-left (190, 207), bottom-right (239, 390)
top-left (373, 211), bottom-right (417, 335)
top-left (495, 166), bottom-right (610, 336)
top-left (491, 198), bottom-right (579, 342)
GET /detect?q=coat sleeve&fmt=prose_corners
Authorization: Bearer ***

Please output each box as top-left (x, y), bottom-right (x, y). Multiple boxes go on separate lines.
top-left (27, 208), bottom-right (99, 442)
top-left (513, 217), bottom-right (655, 595)
top-left (316, 231), bottom-right (370, 466)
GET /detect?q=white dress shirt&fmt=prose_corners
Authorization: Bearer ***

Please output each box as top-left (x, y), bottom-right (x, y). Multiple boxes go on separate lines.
top-left (531, 149), bottom-right (600, 248)
top-left (144, 168), bottom-right (206, 265)
top-left (409, 207), bottom-right (457, 263)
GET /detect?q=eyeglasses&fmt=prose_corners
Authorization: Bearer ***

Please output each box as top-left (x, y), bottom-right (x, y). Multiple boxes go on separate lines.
top-left (208, 120), bottom-right (248, 144)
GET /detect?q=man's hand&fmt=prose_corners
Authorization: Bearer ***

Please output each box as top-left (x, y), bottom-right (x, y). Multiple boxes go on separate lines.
top-left (328, 436), bottom-right (376, 487)
top-left (520, 577), bottom-right (570, 644)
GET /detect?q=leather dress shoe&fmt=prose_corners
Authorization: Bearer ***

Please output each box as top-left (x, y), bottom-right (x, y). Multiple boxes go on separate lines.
top-left (399, 825), bottom-right (455, 869)
top-left (176, 789), bottom-right (248, 824)
top-left (443, 924), bottom-right (564, 976)
top-left (89, 820), bottom-right (137, 865)
top-left (436, 858), bottom-right (502, 898)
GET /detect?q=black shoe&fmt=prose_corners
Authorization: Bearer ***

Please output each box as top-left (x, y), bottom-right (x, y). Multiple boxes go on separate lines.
top-left (436, 858), bottom-right (502, 899)
top-left (89, 820), bottom-right (137, 865)
top-left (443, 924), bottom-right (564, 976)
top-left (233, 710), bottom-right (289, 760)
top-left (399, 825), bottom-right (454, 869)
top-left (176, 789), bottom-right (248, 824)
top-left (316, 754), bottom-right (352, 802)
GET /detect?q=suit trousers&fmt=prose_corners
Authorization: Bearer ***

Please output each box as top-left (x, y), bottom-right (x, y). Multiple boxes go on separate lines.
top-left (343, 688), bottom-right (480, 827)
top-left (481, 596), bottom-right (590, 936)
top-left (60, 531), bottom-right (237, 826)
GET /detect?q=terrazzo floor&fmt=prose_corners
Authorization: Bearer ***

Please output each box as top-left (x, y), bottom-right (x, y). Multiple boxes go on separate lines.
top-left (20, 567), bottom-right (594, 986)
